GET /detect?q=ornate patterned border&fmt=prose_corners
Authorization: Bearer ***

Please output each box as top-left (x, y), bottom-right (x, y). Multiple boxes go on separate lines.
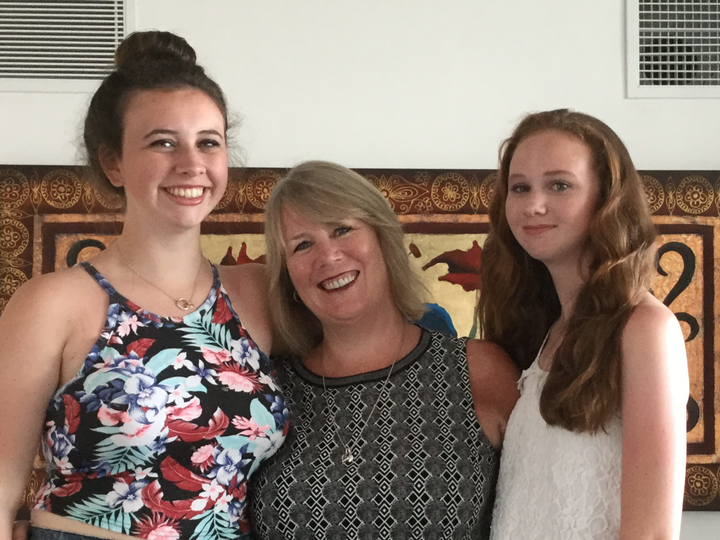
top-left (2, 167), bottom-right (718, 216)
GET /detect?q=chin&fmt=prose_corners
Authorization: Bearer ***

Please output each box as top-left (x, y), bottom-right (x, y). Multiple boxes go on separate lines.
top-left (320, 309), bottom-right (366, 325)
top-left (523, 250), bottom-right (554, 265)
top-left (168, 215), bottom-right (207, 230)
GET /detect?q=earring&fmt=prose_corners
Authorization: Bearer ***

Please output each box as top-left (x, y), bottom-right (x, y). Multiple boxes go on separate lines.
top-left (293, 290), bottom-right (302, 303)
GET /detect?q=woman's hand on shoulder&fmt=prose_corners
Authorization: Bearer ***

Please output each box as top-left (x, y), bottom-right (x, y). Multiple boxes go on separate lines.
top-left (216, 263), bottom-right (273, 355)
top-left (619, 292), bottom-right (688, 540)
top-left (466, 339), bottom-right (521, 450)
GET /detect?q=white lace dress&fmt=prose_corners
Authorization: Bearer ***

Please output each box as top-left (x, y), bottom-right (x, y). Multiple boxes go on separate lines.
top-left (490, 358), bottom-right (622, 539)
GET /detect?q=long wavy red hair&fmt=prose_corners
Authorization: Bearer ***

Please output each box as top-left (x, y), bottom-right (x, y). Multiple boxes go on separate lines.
top-left (477, 109), bottom-right (657, 432)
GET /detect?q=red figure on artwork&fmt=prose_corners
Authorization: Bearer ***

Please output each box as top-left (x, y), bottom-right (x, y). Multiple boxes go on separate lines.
top-left (419, 240), bottom-right (483, 292)
top-left (221, 243), bottom-right (266, 265)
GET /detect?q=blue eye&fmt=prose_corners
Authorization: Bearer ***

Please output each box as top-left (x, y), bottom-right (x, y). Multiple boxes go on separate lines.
top-left (333, 225), bottom-right (353, 237)
top-left (293, 240), bottom-right (310, 253)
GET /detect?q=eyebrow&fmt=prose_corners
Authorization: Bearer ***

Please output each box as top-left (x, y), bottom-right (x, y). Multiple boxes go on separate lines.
top-left (143, 128), bottom-right (224, 140)
top-left (286, 233), bottom-right (307, 243)
top-left (542, 169), bottom-right (575, 177)
top-left (508, 169), bottom-right (576, 181)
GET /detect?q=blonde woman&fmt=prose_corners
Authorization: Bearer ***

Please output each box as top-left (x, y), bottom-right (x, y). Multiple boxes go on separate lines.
top-left (251, 161), bottom-right (519, 539)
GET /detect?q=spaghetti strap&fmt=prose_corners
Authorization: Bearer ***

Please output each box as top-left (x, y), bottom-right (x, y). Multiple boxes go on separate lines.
top-left (77, 261), bottom-right (123, 300)
top-left (519, 329), bottom-right (552, 380)
top-left (537, 330), bottom-right (551, 358)
top-left (77, 260), bottom-right (223, 323)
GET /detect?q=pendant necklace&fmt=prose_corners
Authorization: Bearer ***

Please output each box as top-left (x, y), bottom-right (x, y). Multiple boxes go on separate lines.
top-left (320, 322), bottom-right (406, 465)
top-left (116, 245), bottom-right (206, 312)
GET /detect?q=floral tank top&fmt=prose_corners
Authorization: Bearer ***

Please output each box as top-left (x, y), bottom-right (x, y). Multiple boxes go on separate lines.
top-left (34, 262), bottom-right (289, 540)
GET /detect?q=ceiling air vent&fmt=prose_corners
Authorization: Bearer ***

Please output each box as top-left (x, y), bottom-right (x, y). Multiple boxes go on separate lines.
top-left (627, 0), bottom-right (720, 98)
top-left (0, 0), bottom-right (132, 93)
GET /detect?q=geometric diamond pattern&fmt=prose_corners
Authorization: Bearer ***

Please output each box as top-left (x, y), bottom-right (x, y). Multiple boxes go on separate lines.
top-left (251, 329), bottom-right (499, 539)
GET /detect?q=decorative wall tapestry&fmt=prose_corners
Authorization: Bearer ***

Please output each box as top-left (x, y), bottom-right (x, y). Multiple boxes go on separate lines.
top-left (2, 166), bottom-right (718, 512)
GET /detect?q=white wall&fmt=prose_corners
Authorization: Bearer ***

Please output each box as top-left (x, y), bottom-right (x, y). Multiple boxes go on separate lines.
top-left (1, 0), bottom-right (718, 170)
top-left (1, 1), bottom-right (718, 536)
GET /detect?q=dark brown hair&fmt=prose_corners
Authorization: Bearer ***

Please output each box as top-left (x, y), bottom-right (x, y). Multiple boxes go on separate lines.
top-left (477, 109), bottom-right (657, 432)
top-left (84, 30), bottom-right (229, 195)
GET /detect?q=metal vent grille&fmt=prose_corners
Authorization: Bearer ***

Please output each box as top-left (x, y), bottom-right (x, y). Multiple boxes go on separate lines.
top-left (0, 1), bottom-right (125, 80)
top-left (639, 0), bottom-right (719, 86)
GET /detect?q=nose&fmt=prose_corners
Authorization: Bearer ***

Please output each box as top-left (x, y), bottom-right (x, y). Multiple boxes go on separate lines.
top-left (524, 191), bottom-right (547, 216)
top-left (316, 237), bottom-right (342, 265)
top-left (175, 145), bottom-right (205, 177)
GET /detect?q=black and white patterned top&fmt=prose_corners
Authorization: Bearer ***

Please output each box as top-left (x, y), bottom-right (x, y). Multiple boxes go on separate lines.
top-left (251, 328), bottom-right (498, 539)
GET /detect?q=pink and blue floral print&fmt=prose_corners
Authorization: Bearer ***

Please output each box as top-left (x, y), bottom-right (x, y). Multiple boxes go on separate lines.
top-left (34, 263), bottom-right (288, 540)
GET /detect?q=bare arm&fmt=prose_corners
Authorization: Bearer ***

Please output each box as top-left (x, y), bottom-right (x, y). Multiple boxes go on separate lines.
top-left (619, 294), bottom-right (688, 540)
top-left (466, 339), bottom-right (520, 449)
top-left (0, 274), bottom-right (72, 540)
top-left (216, 263), bottom-right (274, 355)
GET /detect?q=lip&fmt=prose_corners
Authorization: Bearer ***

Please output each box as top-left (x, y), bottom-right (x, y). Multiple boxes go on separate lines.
top-left (522, 224), bottom-right (556, 236)
top-left (318, 271), bottom-right (359, 292)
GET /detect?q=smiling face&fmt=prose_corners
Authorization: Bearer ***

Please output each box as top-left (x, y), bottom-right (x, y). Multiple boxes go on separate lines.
top-left (102, 87), bottom-right (228, 231)
top-left (281, 206), bottom-right (393, 327)
top-left (505, 129), bottom-right (601, 271)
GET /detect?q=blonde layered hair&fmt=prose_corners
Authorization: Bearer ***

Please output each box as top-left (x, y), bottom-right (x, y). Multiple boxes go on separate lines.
top-left (265, 161), bottom-right (427, 355)
top-left (477, 109), bottom-right (657, 432)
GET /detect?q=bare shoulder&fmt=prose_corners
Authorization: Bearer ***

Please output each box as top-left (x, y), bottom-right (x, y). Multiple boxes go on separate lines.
top-left (3, 265), bottom-right (98, 318)
top-left (0, 265), bottom-right (104, 391)
top-left (623, 292), bottom-right (685, 358)
top-left (466, 339), bottom-right (518, 377)
top-left (466, 339), bottom-right (520, 399)
top-left (621, 291), bottom-right (688, 399)
top-left (0, 265), bottom-right (106, 363)
top-left (626, 291), bottom-right (679, 331)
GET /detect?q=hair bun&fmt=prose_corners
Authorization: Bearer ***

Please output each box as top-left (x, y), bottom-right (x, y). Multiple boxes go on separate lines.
top-left (114, 30), bottom-right (197, 70)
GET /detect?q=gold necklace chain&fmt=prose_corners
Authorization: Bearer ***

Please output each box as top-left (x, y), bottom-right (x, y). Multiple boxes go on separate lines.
top-left (116, 245), bottom-right (206, 312)
top-left (321, 322), bottom-right (407, 465)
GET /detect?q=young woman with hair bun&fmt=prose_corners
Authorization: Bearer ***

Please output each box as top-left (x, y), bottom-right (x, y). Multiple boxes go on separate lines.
top-left (478, 109), bottom-right (689, 539)
top-left (0, 31), bottom-right (287, 540)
